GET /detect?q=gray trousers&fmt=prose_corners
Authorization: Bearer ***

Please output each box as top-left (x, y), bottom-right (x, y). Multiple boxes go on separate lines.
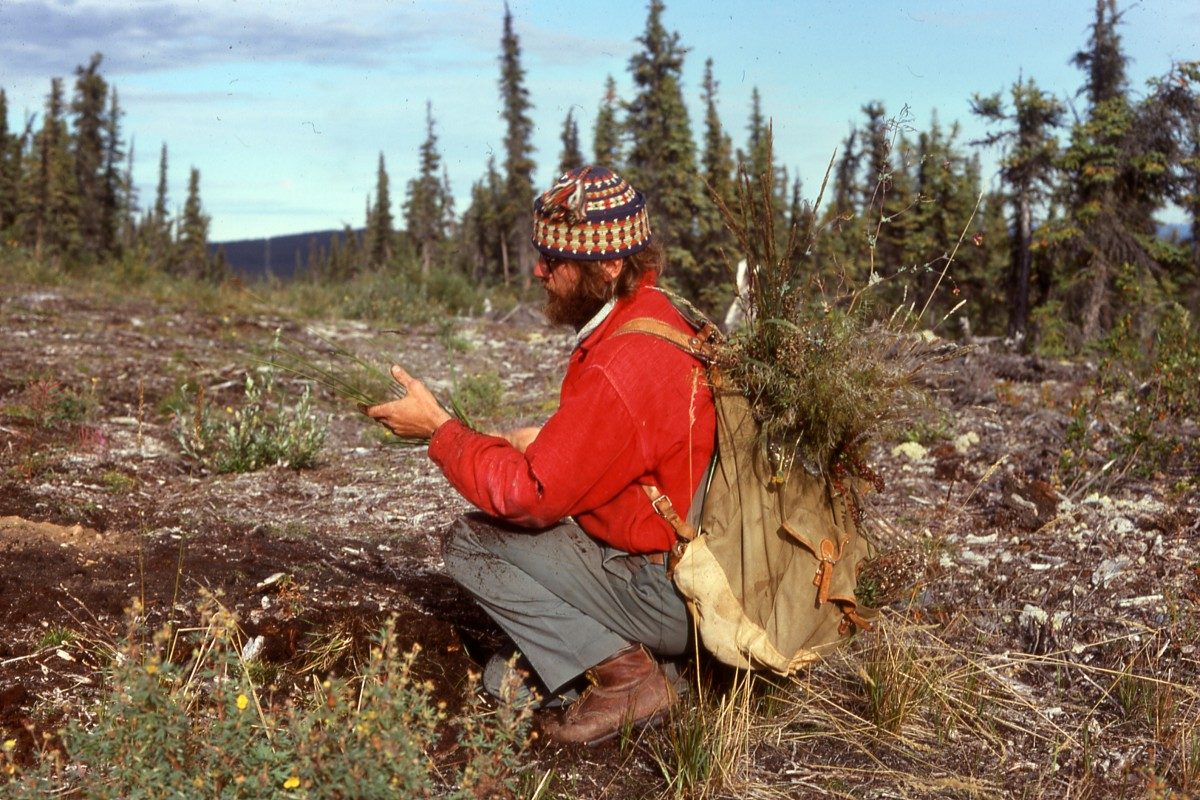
top-left (442, 513), bottom-right (690, 693)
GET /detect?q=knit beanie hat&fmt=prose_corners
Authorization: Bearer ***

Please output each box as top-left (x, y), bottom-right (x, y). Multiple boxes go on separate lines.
top-left (531, 166), bottom-right (653, 261)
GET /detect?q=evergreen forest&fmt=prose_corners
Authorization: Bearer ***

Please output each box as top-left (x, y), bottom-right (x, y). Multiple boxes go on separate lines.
top-left (2, 1), bottom-right (1196, 353)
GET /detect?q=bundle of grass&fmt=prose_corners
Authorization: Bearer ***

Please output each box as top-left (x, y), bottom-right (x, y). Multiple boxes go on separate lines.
top-left (259, 329), bottom-right (477, 441)
top-left (261, 329), bottom-right (401, 410)
top-left (710, 135), bottom-right (967, 486)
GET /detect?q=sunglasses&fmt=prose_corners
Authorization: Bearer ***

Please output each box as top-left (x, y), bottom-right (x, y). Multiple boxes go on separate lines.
top-left (538, 255), bottom-right (571, 275)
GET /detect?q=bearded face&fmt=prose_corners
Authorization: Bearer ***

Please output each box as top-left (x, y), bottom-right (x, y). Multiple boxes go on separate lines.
top-left (542, 259), bottom-right (617, 330)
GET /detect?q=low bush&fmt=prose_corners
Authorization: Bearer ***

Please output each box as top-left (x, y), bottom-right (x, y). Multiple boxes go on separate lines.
top-left (175, 364), bottom-right (327, 474)
top-left (2, 602), bottom-right (533, 799)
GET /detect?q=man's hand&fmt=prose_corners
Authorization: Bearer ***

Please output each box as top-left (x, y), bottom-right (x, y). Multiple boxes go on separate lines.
top-left (501, 426), bottom-right (541, 454)
top-left (362, 365), bottom-right (453, 439)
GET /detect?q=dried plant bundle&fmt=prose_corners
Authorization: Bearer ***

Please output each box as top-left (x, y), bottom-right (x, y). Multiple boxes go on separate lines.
top-left (255, 329), bottom-right (476, 440)
top-left (710, 132), bottom-right (968, 480)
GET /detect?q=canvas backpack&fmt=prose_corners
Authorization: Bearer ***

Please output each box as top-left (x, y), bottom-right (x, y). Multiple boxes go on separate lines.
top-left (615, 313), bottom-right (877, 675)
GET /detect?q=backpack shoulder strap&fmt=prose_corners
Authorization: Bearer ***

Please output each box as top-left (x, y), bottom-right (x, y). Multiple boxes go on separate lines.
top-left (613, 317), bottom-right (721, 364)
top-left (614, 314), bottom-right (720, 574)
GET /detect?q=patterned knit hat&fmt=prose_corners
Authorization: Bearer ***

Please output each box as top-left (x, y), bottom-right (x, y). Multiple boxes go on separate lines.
top-left (531, 166), bottom-right (653, 261)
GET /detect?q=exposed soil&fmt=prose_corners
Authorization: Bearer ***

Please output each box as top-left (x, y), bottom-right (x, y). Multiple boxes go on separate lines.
top-left (1, 283), bottom-right (1197, 798)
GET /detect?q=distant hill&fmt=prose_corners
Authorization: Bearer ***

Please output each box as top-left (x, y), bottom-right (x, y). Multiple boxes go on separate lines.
top-left (210, 229), bottom-right (360, 282)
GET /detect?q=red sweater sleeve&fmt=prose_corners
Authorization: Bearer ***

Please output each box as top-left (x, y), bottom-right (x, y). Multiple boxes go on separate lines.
top-left (428, 364), bottom-right (647, 529)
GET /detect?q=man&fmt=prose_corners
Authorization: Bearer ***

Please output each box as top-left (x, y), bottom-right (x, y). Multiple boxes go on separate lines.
top-left (365, 166), bottom-right (715, 745)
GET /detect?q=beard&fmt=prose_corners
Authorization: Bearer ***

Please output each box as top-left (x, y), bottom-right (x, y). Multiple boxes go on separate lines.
top-left (543, 262), bottom-right (613, 330)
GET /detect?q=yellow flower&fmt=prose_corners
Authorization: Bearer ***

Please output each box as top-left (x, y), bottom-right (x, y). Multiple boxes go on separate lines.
top-left (145, 663), bottom-right (158, 675)
top-left (2, 739), bottom-right (15, 751)
top-left (283, 776), bottom-right (301, 789)
top-left (236, 694), bottom-right (249, 711)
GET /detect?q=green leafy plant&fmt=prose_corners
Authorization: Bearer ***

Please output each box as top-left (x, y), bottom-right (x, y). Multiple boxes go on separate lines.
top-left (174, 364), bottom-right (327, 474)
top-left (5, 378), bottom-right (94, 429)
top-left (3, 603), bottom-right (533, 800)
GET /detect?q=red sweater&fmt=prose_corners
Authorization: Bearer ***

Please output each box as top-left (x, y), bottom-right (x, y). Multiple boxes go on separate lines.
top-left (428, 281), bottom-right (716, 554)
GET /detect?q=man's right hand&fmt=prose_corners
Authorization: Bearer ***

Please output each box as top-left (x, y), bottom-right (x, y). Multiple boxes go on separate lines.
top-left (362, 365), bottom-right (453, 439)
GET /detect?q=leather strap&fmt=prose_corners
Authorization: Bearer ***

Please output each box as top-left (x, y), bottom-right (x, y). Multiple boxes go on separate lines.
top-left (612, 317), bottom-right (720, 364)
top-left (617, 314), bottom-right (719, 576)
top-left (642, 483), bottom-right (697, 577)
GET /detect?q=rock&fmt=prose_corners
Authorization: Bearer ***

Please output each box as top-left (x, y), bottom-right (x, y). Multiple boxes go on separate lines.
top-left (1091, 555), bottom-right (1132, 588)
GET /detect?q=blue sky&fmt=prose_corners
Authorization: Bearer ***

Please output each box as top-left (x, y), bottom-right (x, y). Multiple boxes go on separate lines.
top-left (1, 0), bottom-right (1196, 242)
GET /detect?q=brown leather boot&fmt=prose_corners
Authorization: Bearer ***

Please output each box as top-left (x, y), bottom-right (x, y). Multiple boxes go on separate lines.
top-left (542, 643), bottom-right (676, 746)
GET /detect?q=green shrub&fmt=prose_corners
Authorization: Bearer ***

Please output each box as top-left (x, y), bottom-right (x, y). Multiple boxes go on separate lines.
top-left (451, 371), bottom-right (505, 425)
top-left (335, 262), bottom-right (483, 326)
top-left (1053, 260), bottom-right (1200, 488)
top-left (4, 378), bottom-right (96, 429)
top-left (3, 605), bottom-right (533, 799)
top-left (175, 365), bottom-right (327, 474)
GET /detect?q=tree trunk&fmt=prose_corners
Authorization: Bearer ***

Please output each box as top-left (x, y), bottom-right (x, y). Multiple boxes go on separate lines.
top-left (499, 234), bottom-right (511, 286)
top-left (1081, 253), bottom-right (1109, 342)
top-left (1008, 191), bottom-right (1034, 344)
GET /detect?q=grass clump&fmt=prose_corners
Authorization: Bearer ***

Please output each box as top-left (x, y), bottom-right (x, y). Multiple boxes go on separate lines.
top-left (174, 363), bottom-right (327, 474)
top-left (4, 378), bottom-right (95, 429)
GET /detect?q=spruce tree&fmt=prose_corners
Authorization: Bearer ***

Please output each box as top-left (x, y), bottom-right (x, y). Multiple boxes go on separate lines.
top-left (557, 108), bottom-right (584, 176)
top-left (831, 125), bottom-right (860, 216)
top-left (904, 116), bottom-right (985, 322)
top-left (593, 75), bottom-right (623, 168)
top-left (466, 155), bottom-right (504, 282)
top-left (1059, 0), bottom-right (1164, 340)
top-left (0, 89), bottom-right (20, 233)
top-left (177, 166), bottom-right (212, 279)
top-left (22, 78), bottom-right (78, 262)
top-left (101, 86), bottom-right (126, 256)
top-left (1144, 62), bottom-right (1200, 280)
top-left (625, 0), bottom-right (703, 287)
top-left (71, 53), bottom-right (112, 258)
top-left (144, 142), bottom-right (174, 271)
top-left (972, 77), bottom-right (1064, 342)
top-left (366, 152), bottom-right (394, 267)
top-left (497, 3), bottom-right (535, 285)
top-left (694, 58), bottom-right (736, 314)
top-left (117, 133), bottom-right (138, 250)
top-left (403, 102), bottom-right (449, 276)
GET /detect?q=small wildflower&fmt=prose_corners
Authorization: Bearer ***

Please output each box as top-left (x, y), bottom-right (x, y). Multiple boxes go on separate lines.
top-left (145, 663), bottom-right (158, 675)
top-left (3, 739), bottom-right (15, 750)
top-left (236, 693), bottom-right (249, 711)
top-left (283, 776), bottom-right (301, 789)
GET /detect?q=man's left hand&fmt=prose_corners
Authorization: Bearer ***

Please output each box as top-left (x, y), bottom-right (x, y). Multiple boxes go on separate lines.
top-left (363, 365), bottom-right (453, 439)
